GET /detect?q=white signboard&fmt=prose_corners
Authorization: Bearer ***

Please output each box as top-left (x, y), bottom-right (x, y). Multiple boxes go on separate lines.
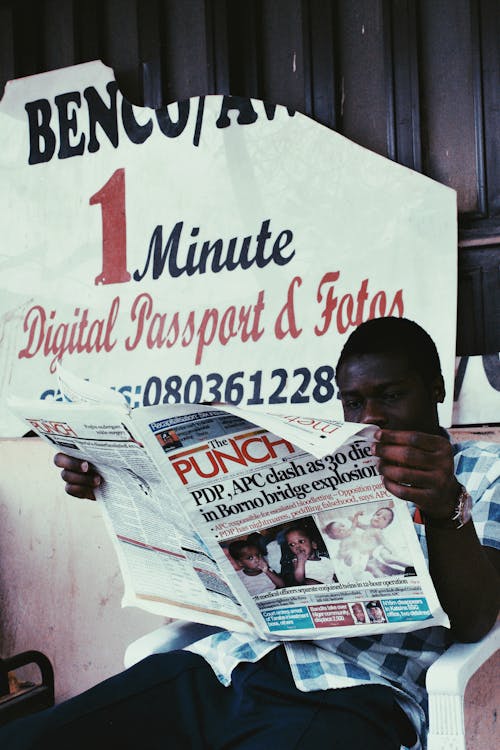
top-left (0, 61), bottom-right (457, 436)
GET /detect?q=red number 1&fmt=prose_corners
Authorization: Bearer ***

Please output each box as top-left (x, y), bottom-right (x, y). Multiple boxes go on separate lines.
top-left (90, 168), bottom-right (131, 285)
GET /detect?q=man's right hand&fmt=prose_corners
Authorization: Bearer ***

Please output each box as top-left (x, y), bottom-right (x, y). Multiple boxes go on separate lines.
top-left (54, 453), bottom-right (102, 500)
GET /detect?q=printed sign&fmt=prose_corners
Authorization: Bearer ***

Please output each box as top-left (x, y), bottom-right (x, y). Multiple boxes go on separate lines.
top-left (0, 60), bottom-right (457, 436)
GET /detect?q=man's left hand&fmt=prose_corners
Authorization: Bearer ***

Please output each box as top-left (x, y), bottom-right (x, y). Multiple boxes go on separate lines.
top-left (371, 429), bottom-right (460, 520)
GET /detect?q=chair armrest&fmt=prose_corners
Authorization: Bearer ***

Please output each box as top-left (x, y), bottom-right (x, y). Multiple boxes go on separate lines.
top-left (124, 621), bottom-right (222, 669)
top-left (426, 621), bottom-right (499, 750)
top-left (426, 619), bottom-right (499, 695)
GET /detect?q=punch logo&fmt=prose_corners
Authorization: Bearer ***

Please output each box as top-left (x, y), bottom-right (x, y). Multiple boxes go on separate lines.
top-left (26, 419), bottom-right (77, 437)
top-left (170, 432), bottom-right (295, 486)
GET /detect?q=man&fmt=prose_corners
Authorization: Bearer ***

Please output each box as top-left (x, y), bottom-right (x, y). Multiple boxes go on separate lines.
top-left (350, 602), bottom-right (367, 623)
top-left (2, 317), bottom-right (498, 749)
top-left (366, 601), bottom-right (386, 623)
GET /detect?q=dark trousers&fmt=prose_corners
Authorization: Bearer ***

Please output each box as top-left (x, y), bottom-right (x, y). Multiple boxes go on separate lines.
top-left (0, 647), bottom-right (417, 749)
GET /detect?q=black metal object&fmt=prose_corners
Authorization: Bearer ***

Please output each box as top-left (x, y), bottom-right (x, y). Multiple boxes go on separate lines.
top-left (0, 650), bottom-right (55, 727)
top-left (457, 245), bottom-right (500, 355)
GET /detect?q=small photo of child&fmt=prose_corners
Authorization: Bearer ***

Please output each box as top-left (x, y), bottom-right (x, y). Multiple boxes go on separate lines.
top-left (320, 501), bottom-right (411, 582)
top-left (227, 539), bottom-right (285, 597)
top-left (283, 520), bottom-right (336, 586)
top-left (222, 518), bottom-right (337, 593)
top-left (321, 516), bottom-right (369, 581)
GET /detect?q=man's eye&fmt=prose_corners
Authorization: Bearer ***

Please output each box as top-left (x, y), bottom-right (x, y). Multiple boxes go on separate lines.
top-left (344, 400), bottom-right (362, 409)
top-left (383, 391), bottom-right (403, 402)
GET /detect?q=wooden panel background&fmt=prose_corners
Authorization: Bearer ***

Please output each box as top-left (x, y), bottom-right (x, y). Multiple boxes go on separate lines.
top-left (0, 0), bottom-right (498, 354)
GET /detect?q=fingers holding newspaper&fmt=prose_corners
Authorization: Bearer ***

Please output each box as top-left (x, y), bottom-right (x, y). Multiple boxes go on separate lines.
top-left (371, 429), bottom-right (460, 521)
top-left (54, 452), bottom-right (102, 501)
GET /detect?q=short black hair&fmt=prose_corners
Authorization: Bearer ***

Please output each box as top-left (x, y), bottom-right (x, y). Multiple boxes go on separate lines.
top-left (284, 524), bottom-right (313, 540)
top-left (336, 317), bottom-right (442, 388)
top-left (228, 540), bottom-right (258, 561)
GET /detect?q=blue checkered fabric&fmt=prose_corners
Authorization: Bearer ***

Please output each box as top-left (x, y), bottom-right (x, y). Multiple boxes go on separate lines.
top-left (187, 441), bottom-right (499, 749)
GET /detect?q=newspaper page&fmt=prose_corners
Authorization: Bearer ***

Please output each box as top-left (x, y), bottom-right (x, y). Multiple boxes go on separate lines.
top-left (130, 403), bottom-right (450, 640)
top-left (8, 394), bottom-right (254, 632)
top-left (10, 371), bottom-right (450, 639)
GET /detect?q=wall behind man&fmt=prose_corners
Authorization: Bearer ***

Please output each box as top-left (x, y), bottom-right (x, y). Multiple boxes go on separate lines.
top-left (0, 438), bottom-right (165, 702)
top-left (0, 0), bottom-right (499, 356)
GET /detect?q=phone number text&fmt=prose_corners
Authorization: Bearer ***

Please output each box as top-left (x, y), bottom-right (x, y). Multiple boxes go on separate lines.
top-left (135, 366), bottom-right (337, 407)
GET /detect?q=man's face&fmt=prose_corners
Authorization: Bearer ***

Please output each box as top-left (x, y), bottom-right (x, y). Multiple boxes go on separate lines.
top-left (352, 604), bottom-right (366, 622)
top-left (336, 352), bottom-right (442, 434)
top-left (368, 606), bottom-right (385, 622)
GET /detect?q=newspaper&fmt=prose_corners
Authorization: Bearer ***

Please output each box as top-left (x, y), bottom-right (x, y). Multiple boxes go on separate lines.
top-left (8, 369), bottom-right (450, 639)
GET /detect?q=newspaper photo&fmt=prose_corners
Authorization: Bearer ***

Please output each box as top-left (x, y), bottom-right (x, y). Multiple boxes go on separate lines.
top-left (8, 369), bottom-right (450, 640)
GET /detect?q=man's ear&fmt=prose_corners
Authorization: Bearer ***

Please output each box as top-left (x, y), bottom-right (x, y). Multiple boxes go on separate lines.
top-left (431, 375), bottom-right (445, 403)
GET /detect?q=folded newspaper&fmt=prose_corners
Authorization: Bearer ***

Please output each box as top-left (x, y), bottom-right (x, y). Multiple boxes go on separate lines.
top-left (9, 368), bottom-right (450, 640)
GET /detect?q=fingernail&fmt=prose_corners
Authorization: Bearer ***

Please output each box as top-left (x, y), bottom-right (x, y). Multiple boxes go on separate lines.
top-left (94, 476), bottom-right (101, 486)
top-left (81, 461), bottom-right (89, 472)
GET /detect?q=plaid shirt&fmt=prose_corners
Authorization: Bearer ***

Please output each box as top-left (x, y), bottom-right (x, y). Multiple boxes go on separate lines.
top-left (187, 440), bottom-right (499, 748)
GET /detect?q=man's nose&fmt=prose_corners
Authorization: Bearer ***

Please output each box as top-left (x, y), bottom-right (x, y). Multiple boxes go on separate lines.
top-left (361, 399), bottom-right (387, 427)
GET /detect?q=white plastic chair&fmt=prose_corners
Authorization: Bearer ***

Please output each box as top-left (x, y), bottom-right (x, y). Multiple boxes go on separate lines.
top-left (125, 619), bottom-right (499, 750)
top-left (426, 619), bottom-right (499, 750)
top-left (124, 621), bottom-right (222, 669)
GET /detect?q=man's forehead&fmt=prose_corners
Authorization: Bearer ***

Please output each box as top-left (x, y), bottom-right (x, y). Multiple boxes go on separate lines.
top-left (336, 352), bottom-right (418, 391)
